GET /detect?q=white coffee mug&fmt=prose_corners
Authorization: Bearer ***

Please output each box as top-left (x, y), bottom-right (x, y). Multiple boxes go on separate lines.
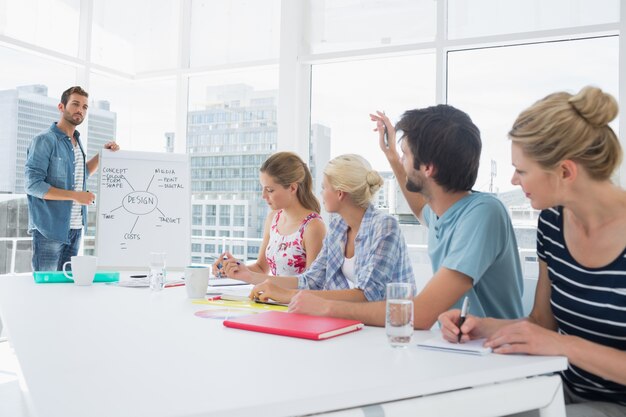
top-left (185, 266), bottom-right (210, 298)
top-left (62, 256), bottom-right (98, 286)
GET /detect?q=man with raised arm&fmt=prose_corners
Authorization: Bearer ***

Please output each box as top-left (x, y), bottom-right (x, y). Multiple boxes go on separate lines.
top-left (252, 105), bottom-right (524, 328)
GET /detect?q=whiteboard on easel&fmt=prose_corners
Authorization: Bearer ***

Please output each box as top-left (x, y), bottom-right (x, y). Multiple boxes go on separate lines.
top-left (95, 150), bottom-right (190, 270)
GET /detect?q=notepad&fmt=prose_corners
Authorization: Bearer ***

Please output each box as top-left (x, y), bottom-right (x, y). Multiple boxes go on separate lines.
top-left (33, 271), bottom-right (120, 284)
top-left (223, 311), bottom-right (364, 340)
top-left (220, 293), bottom-right (250, 302)
top-left (208, 278), bottom-right (248, 286)
top-left (417, 335), bottom-right (492, 355)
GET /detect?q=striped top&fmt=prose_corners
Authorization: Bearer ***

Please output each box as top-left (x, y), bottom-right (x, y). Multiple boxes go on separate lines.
top-left (70, 140), bottom-right (85, 229)
top-left (537, 207), bottom-right (626, 405)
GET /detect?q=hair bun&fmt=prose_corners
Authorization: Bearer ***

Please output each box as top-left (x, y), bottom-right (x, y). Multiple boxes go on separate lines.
top-left (366, 170), bottom-right (383, 188)
top-left (569, 86), bottom-right (618, 128)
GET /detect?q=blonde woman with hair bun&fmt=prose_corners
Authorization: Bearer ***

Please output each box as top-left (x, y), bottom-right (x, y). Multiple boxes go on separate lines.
top-left (322, 154), bottom-right (385, 209)
top-left (222, 154), bottom-right (414, 304)
top-left (439, 86), bottom-right (626, 416)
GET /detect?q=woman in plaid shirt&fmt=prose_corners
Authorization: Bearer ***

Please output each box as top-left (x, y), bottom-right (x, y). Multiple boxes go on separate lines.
top-left (221, 154), bottom-right (415, 303)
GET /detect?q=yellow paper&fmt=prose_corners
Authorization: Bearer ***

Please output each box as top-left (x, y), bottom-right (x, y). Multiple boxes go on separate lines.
top-left (192, 298), bottom-right (288, 312)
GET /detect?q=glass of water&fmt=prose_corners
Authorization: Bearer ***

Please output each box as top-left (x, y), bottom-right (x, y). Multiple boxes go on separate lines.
top-left (385, 282), bottom-right (415, 348)
top-left (148, 252), bottom-right (167, 291)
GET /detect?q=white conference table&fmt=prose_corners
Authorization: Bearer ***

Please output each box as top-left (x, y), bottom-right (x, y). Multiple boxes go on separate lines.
top-left (0, 275), bottom-right (568, 417)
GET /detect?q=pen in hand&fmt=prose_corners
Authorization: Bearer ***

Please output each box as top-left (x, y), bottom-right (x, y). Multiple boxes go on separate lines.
top-left (457, 296), bottom-right (470, 343)
top-left (216, 255), bottom-right (228, 278)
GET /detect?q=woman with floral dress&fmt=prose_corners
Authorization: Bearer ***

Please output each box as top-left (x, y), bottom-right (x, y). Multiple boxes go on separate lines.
top-left (212, 152), bottom-right (325, 277)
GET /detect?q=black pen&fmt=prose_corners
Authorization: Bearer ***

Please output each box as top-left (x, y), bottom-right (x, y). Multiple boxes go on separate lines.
top-left (457, 296), bottom-right (470, 343)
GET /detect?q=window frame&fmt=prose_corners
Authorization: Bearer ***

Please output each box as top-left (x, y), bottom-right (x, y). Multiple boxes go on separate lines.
top-left (0, 0), bottom-right (621, 181)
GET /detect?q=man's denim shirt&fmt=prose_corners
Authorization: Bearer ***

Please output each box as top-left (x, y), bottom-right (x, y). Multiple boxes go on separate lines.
top-left (24, 123), bottom-right (88, 244)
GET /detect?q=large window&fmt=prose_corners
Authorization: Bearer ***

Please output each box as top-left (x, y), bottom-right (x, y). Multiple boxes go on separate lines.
top-left (306, 1), bottom-right (621, 289)
top-left (448, 36), bottom-right (619, 250)
top-left (448, 36), bottom-right (619, 196)
top-left (89, 74), bottom-right (176, 151)
top-left (187, 67), bottom-right (278, 261)
top-left (0, 45), bottom-right (81, 274)
top-left (307, 0), bottom-right (436, 54)
top-left (0, 0), bottom-right (622, 276)
top-left (448, 0), bottom-right (619, 39)
top-left (0, 0), bottom-right (81, 56)
top-left (310, 53), bottom-right (436, 209)
top-left (91, 0), bottom-right (180, 73)
top-left (190, 0), bottom-right (280, 67)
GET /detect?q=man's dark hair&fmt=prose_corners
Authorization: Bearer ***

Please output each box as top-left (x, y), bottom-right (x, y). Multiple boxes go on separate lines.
top-left (396, 105), bottom-right (481, 192)
top-left (61, 86), bottom-right (89, 106)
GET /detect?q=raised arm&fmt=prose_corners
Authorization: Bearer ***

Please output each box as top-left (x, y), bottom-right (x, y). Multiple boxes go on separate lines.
top-left (370, 111), bottom-right (427, 223)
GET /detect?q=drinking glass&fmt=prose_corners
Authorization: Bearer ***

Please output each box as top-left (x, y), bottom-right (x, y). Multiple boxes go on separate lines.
top-left (148, 252), bottom-right (167, 291)
top-left (385, 282), bottom-right (415, 347)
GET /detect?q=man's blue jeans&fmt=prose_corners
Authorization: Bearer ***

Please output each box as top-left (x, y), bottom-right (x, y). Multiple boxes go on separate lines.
top-left (31, 229), bottom-right (82, 271)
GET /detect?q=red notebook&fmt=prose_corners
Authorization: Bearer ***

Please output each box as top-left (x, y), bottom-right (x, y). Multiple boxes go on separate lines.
top-left (223, 311), bottom-right (364, 340)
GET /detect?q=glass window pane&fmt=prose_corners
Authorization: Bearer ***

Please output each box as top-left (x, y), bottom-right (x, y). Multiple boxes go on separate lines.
top-left (187, 67), bottom-right (277, 262)
top-left (89, 74), bottom-right (177, 153)
top-left (311, 54), bottom-right (436, 284)
top-left (307, 0), bottom-right (436, 54)
top-left (448, 0), bottom-right (620, 39)
top-left (0, 47), bottom-right (78, 195)
top-left (311, 54), bottom-right (436, 178)
top-left (91, 0), bottom-right (179, 73)
top-left (190, 0), bottom-right (280, 67)
top-left (447, 36), bottom-right (618, 252)
top-left (0, 0), bottom-right (81, 56)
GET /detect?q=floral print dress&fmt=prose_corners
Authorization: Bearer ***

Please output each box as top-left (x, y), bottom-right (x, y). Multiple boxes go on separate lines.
top-left (265, 210), bottom-right (323, 276)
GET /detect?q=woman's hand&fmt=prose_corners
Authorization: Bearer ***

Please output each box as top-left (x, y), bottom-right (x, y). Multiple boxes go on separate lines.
top-left (221, 257), bottom-right (252, 282)
top-left (250, 280), bottom-right (297, 303)
top-left (288, 291), bottom-right (332, 317)
top-left (485, 321), bottom-right (565, 356)
top-left (212, 252), bottom-right (236, 277)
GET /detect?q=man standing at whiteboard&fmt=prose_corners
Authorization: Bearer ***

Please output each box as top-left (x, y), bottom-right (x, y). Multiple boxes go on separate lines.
top-left (24, 86), bottom-right (120, 271)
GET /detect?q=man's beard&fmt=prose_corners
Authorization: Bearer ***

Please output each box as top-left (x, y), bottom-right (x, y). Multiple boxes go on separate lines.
top-left (64, 112), bottom-right (84, 126)
top-left (406, 176), bottom-right (423, 193)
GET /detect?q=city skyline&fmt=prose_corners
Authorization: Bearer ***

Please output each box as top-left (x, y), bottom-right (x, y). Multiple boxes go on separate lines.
top-left (0, 81), bottom-right (539, 275)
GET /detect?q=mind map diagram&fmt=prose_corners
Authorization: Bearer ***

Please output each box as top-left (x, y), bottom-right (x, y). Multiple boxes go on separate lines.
top-left (98, 165), bottom-right (186, 251)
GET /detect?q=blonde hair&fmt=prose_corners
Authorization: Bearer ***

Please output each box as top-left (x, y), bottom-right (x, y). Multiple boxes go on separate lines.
top-left (324, 154), bottom-right (384, 208)
top-left (509, 86), bottom-right (622, 180)
top-left (261, 152), bottom-right (320, 213)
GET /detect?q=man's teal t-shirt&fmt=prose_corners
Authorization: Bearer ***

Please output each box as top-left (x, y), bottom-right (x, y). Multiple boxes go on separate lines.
top-left (423, 192), bottom-right (524, 319)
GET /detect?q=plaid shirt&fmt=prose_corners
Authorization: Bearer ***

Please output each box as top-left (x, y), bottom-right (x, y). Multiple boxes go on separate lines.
top-left (298, 205), bottom-right (414, 301)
